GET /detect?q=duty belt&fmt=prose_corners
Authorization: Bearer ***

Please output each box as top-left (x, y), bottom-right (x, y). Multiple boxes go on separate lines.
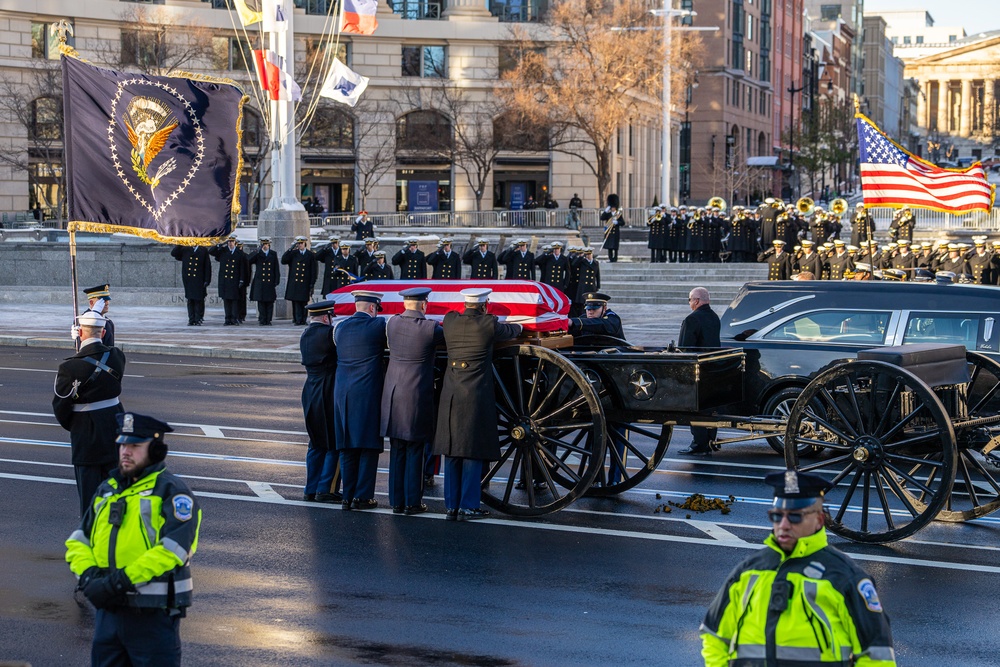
top-left (73, 397), bottom-right (121, 412)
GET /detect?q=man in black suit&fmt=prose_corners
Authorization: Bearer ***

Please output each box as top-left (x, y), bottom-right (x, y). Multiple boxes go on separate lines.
top-left (676, 287), bottom-right (721, 457)
top-left (170, 245), bottom-right (211, 325)
top-left (53, 311), bottom-right (126, 515)
top-left (381, 287), bottom-right (445, 515)
top-left (247, 238), bottom-right (280, 325)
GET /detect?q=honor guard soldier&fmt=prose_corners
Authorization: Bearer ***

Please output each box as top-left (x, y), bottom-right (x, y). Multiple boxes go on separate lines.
top-left (701, 469), bottom-right (896, 667)
top-left (392, 238), bottom-right (428, 279)
top-left (498, 238), bottom-right (536, 280)
top-left (759, 239), bottom-right (794, 280)
top-left (758, 199), bottom-right (779, 249)
top-left (209, 235), bottom-right (250, 325)
top-left (667, 207), bottom-right (683, 263)
top-left (535, 241), bottom-right (571, 295)
top-left (54, 311), bottom-right (127, 516)
top-left (333, 291), bottom-right (387, 510)
top-left (332, 241), bottom-right (361, 290)
top-left (647, 206), bottom-right (668, 263)
top-left (77, 284), bottom-right (115, 348)
top-left (568, 292), bottom-right (624, 339)
top-left (315, 237), bottom-right (343, 296)
top-left (434, 288), bottom-right (523, 520)
top-left (66, 412), bottom-right (202, 667)
top-left (571, 247), bottom-right (601, 317)
top-left (247, 238), bottom-right (280, 325)
top-left (827, 240), bottom-right (854, 280)
top-left (850, 203), bottom-right (876, 246)
top-left (892, 239), bottom-right (917, 272)
top-left (938, 243), bottom-right (969, 275)
top-left (889, 206), bottom-right (915, 242)
top-left (599, 193), bottom-right (624, 263)
top-left (463, 238), bottom-right (499, 279)
top-left (968, 239), bottom-right (992, 284)
top-left (170, 245), bottom-right (211, 326)
top-left (351, 210), bottom-right (374, 240)
top-left (364, 250), bottom-right (394, 280)
top-left (282, 235), bottom-right (318, 325)
top-left (354, 238), bottom-right (379, 273)
top-left (381, 287), bottom-right (445, 515)
top-left (916, 242), bottom-right (935, 269)
top-left (300, 300), bottom-right (342, 503)
top-left (235, 240), bottom-right (250, 324)
top-left (427, 238), bottom-right (462, 279)
top-left (796, 240), bottom-right (824, 278)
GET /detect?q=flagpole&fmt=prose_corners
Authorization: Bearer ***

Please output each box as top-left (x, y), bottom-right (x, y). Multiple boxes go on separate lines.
top-left (266, 5), bottom-right (303, 212)
top-left (69, 222), bottom-right (79, 319)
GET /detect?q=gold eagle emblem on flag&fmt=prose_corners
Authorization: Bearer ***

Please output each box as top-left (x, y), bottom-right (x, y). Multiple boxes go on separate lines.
top-left (122, 96), bottom-right (178, 191)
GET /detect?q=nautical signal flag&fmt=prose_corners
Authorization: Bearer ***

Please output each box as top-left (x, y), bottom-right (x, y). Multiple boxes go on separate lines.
top-left (341, 0), bottom-right (378, 35)
top-left (61, 55), bottom-right (246, 244)
top-left (233, 0), bottom-right (286, 30)
top-left (319, 58), bottom-right (369, 107)
top-left (857, 113), bottom-right (995, 214)
top-left (252, 49), bottom-right (302, 101)
top-left (232, 0), bottom-right (263, 27)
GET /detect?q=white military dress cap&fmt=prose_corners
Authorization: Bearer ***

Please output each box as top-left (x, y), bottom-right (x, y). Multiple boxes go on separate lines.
top-left (460, 288), bottom-right (492, 303)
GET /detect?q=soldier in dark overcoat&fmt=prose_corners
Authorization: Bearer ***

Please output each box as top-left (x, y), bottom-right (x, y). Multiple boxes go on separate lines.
top-left (758, 240), bottom-right (793, 280)
top-left (571, 248), bottom-right (601, 317)
top-left (332, 242), bottom-right (361, 290)
top-left (315, 238), bottom-right (342, 296)
top-left (381, 287), bottom-right (445, 515)
top-left (299, 300), bottom-right (341, 503)
top-left (433, 288), bottom-right (522, 520)
top-left (463, 238), bottom-right (498, 279)
top-left (170, 245), bottom-right (211, 326)
top-left (758, 200), bottom-right (779, 249)
top-left (333, 291), bottom-right (387, 510)
top-left (364, 251), bottom-right (394, 280)
top-left (647, 207), bottom-right (668, 263)
top-left (534, 242), bottom-right (571, 295)
top-left (354, 238), bottom-right (378, 274)
top-left (209, 235), bottom-right (249, 325)
top-left (426, 238), bottom-right (462, 279)
top-left (728, 209), bottom-right (759, 263)
top-left (247, 238), bottom-right (280, 325)
top-left (498, 238), bottom-right (536, 280)
top-left (351, 210), bottom-right (374, 241)
top-left (281, 236), bottom-right (318, 325)
top-left (52, 312), bottom-right (126, 515)
top-left (850, 204), bottom-right (876, 246)
top-left (826, 241), bottom-right (854, 280)
top-left (600, 193), bottom-right (623, 263)
top-left (77, 285), bottom-right (116, 349)
top-left (392, 238), bottom-right (427, 280)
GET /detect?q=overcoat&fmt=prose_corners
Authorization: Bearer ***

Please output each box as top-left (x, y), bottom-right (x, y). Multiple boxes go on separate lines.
top-left (392, 249), bottom-right (427, 279)
top-left (463, 249), bottom-right (499, 279)
top-left (333, 312), bottom-right (387, 451)
top-left (433, 309), bottom-right (521, 460)
top-left (170, 245), bottom-right (211, 300)
top-left (498, 247), bottom-right (536, 280)
top-left (572, 258), bottom-right (601, 303)
top-left (282, 248), bottom-right (318, 301)
top-left (210, 245), bottom-right (249, 300)
top-left (600, 208), bottom-right (623, 251)
top-left (380, 310), bottom-right (445, 442)
top-left (678, 304), bottom-right (721, 348)
top-left (315, 244), bottom-right (342, 295)
top-left (426, 249), bottom-right (462, 279)
top-left (300, 322), bottom-right (337, 452)
top-left (535, 252), bottom-right (571, 294)
top-left (332, 252), bottom-right (361, 291)
top-left (247, 248), bottom-right (280, 302)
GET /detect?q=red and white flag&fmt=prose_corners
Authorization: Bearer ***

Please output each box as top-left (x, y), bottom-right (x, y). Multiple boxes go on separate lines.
top-left (857, 114), bottom-right (995, 213)
top-left (252, 49), bottom-right (301, 101)
top-left (329, 280), bottom-right (570, 333)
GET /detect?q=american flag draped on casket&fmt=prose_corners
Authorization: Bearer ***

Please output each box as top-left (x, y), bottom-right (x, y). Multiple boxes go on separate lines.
top-left (328, 280), bottom-right (570, 332)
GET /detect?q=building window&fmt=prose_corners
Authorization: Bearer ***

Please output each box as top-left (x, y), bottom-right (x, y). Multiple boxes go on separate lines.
top-left (493, 112), bottom-right (548, 151)
top-left (401, 45), bottom-right (447, 78)
top-left (301, 106), bottom-right (355, 150)
top-left (490, 0), bottom-right (546, 23)
top-left (916, 35), bottom-right (924, 44)
top-left (891, 36), bottom-right (898, 44)
top-left (396, 109), bottom-right (452, 152)
top-left (903, 36), bottom-right (911, 45)
top-left (628, 125), bottom-right (634, 157)
top-left (242, 108), bottom-right (266, 148)
top-left (32, 21), bottom-right (73, 60)
top-left (820, 4), bottom-right (841, 20)
top-left (746, 49), bottom-right (753, 76)
top-left (212, 36), bottom-right (256, 71)
top-left (394, 0), bottom-right (446, 20)
top-left (121, 30), bottom-right (165, 70)
top-left (294, 0), bottom-right (332, 15)
top-left (760, 54), bottom-right (770, 82)
top-left (498, 45), bottom-right (544, 75)
top-left (949, 35), bottom-right (957, 42)
top-left (31, 97), bottom-right (62, 141)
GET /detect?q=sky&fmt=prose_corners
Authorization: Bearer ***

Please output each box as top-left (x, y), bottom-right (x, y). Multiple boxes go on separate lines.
top-left (865, 1), bottom-right (1000, 35)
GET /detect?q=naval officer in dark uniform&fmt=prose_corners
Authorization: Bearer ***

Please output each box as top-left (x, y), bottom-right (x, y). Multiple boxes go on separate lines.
top-left (170, 245), bottom-right (211, 326)
top-left (53, 311), bottom-right (126, 515)
top-left (758, 239), bottom-right (794, 280)
top-left (210, 235), bottom-right (249, 325)
top-left (677, 287), bottom-right (721, 457)
top-left (498, 238), bottom-right (536, 280)
top-left (568, 292), bottom-right (625, 340)
top-left (381, 287), bottom-right (445, 515)
top-left (392, 238), bottom-right (427, 280)
top-left (248, 238), bottom-right (280, 325)
top-left (434, 288), bottom-right (522, 521)
top-left (300, 300), bottom-right (342, 503)
top-left (282, 235), bottom-right (318, 325)
top-left (426, 238), bottom-right (462, 279)
top-left (315, 237), bottom-right (342, 296)
top-left (463, 238), bottom-right (499, 279)
top-left (333, 290), bottom-right (387, 510)
top-left (331, 241), bottom-right (361, 291)
top-left (535, 242), bottom-right (571, 295)
top-left (76, 284), bottom-right (116, 349)
top-left (570, 247), bottom-right (601, 317)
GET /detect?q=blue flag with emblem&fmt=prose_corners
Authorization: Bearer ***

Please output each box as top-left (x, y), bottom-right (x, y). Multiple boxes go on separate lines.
top-left (61, 55), bottom-right (248, 244)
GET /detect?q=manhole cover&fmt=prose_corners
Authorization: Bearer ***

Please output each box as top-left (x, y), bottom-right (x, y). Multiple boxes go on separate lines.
top-left (218, 383), bottom-right (257, 388)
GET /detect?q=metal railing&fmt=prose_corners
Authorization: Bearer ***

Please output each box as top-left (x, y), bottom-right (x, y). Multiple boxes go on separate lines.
top-left (391, 0), bottom-right (444, 19)
top-left (489, 0), bottom-right (545, 22)
top-left (867, 207), bottom-right (1000, 232)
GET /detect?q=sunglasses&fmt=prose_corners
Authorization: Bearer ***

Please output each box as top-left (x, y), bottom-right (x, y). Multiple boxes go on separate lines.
top-left (767, 509), bottom-right (820, 524)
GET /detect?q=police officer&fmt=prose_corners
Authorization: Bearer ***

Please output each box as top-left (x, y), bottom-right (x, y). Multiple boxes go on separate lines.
top-left (66, 412), bottom-right (202, 667)
top-left (54, 311), bottom-right (126, 516)
top-left (364, 250), bottom-right (394, 280)
top-left (701, 469), bottom-right (896, 666)
top-left (568, 292), bottom-right (624, 339)
top-left (334, 290), bottom-right (387, 510)
top-left (381, 287), bottom-right (445, 515)
top-left (209, 235), bottom-right (249, 325)
top-left (463, 238), bottom-right (499, 279)
top-left (434, 288), bottom-right (522, 520)
top-left (570, 247), bottom-right (601, 317)
top-left (392, 238), bottom-right (427, 280)
top-left (76, 285), bottom-right (116, 349)
top-left (535, 241), bottom-right (571, 295)
top-left (315, 237), bottom-right (343, 296)
top-left (281, 235), bottom-right (318, 325)
top-left (600, 193), bottom-right (623, 263)
top-left (498, 238), bottom-right (536, 280)
top-left (426, 238), bottom-right (462, 279)
top-left (170, 245), bottom-right (211, 326)
top-left (300, 300), bottom-right (342, 503)
top-left (247, 238), bottom-right (280, 325)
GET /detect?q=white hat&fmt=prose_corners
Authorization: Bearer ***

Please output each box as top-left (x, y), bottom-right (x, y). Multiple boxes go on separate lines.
top-left (477, 238), bottom-right (489, 245)
top-left (461, 288), bottom-right (491, 304)
top-left (77, 312), bottom-right (108, 327)
top-left (294, 235), bottom-right (307, 242)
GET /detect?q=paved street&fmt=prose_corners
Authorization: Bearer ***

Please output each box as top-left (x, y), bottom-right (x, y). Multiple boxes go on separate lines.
top-left (2, 347), bottom-right (1000, 665)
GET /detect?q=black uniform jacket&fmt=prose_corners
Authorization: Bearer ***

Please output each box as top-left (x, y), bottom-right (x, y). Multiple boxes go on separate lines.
top-left (333, 313), bottom-right (387, 451)
top-left (209, 245), bottom-right (249, 300)
top-left (498, 247), bottom-right (537, 280)
top-left (52, 341), bottom-right (126, 465)
top-left (569, 310), bottom-right (625, 339)
top-left (248, 248), bottom-right (280, 302)
top-left (600, 208), bottom-right (623, 250)
top-left (463, 249), bottom-right (499, 280)
top-left (535, 253), bottom-right (571, 294)
top-left (678, 304), bottom-right (721, 348)
top-left (392, 249), bottom-right (428, 280)
top-left (300, 322), bottom-right (337, 453)
top-left (381, 310), bottom-right (445, 442)
top-left (426, 249), bottom-right (463, 279)
top-left (170, 245), bottom-right (211, 300)
top-left (572, 259), bottom-right (601, 303)
top-left (315, 244), bottom-right (343, 295)
top-left (282, 248), bottom-right (318, 301)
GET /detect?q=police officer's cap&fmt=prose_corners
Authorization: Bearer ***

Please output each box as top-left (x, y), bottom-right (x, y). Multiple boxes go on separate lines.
top-left (352, 290), bottom-right (384, 305)
top-left (400, 287), bottom-right (432, 301)
top-left (461, 287), bottom-right (491, 304)
top-left (83, 284), bottom-right (111, 299)
top-left (584, 292), bottom-right (611, 308)
top-left (116, 412), bottom-right (173, 445)
top-left (259, 237), bottom-right (272, 244)
top-left (306, 299), bottom-right (337, 316)
top-left (77, 311), bottom-right (108, 327)
top-left (764, 469), bottom-right (832, 510)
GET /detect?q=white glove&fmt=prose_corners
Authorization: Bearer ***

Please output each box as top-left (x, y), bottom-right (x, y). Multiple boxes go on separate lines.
top-left (71, 324), bottom-right (80, 340)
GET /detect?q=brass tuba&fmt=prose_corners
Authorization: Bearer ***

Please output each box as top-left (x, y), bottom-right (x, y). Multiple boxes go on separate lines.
top-left (831, 198), bottom-right (848, 216)
top-left (708, 196), bottom-right (727, 212)
top-left (796, 197), bottom-right (815, 216)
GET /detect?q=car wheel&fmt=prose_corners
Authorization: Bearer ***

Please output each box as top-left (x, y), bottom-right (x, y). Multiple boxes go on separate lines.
top-left (762, 387), bottom-right (824, 457)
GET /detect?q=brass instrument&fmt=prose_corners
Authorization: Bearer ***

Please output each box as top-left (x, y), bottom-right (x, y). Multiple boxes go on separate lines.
top-left (708, 196), bottom-right (727, 212)
top-left (772, 198), bottom-right (785, 209)
top-left (603, 207), bottom-right (623, 240)
top-left (831, 198), bottom-right (848, 216)
top-left (796, 197), bottom-right (815, 216)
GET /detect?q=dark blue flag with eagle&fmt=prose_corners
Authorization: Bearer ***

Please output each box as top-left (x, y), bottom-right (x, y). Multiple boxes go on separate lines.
top-left (62, 56), bottom-right (248, 244)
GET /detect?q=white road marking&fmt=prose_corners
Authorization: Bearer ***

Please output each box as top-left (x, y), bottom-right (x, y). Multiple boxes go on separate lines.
top-left (0, 366), bottom-right (143, 378)
top-left (247, 482), bottom-right (285, 501)
top-left (201, 426), bottom-right (226, 439)
top-left (128, 360), bottom-right (297, 373)
top-left (0, 410), bottom-right (306, 437)
top-left (685, 520), bottom-right (749, 545)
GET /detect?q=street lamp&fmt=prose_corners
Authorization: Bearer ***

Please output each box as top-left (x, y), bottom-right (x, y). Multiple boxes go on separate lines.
top-left (787, 81), bottom-right (806, 197)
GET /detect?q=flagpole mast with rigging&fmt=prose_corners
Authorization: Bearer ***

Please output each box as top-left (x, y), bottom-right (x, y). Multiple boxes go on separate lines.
top-left (267, 7), bottom-right (303, 211)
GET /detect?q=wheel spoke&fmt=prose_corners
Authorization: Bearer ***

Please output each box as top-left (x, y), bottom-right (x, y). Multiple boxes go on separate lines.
top-left (964, 453), bottom-right (1000, 495)
top-left (542, 442), bottom-right (584, 483)
top-left (530, 370), bottom-right (568, 420)
top-left (794, 436), bottom-right (851, 451)
top-left (818, 387), bottom-right (859, 439)
top-left (845, 375), bottom-right (866, 435)
top-left (879, 469), bottom-right (921, 518)
top-left (872, 471), bottom-right (896, 531)
top-left (835, 467), bottom-right (863, 523)
top-left (873, 379), bottom-right (904, 438)
top-left (618, 425), bottom-right (662, 441)
top-left (882, 429), bottom-right (944, 451)
top-left (798, 453), bottom-right (853, 473)
top-left (513, 353), bottom-right (526, 412)
top-left (537, 421), bottom-right (594, 433)
top-left (969, 377), bottom-right (1000, 416)
top-left (526, 358), bottom-right (543, 413)
top-left (883, 451), bottom-right (945, 468)
top-left (493, 367), bottom-right (520, 418)
top-left (535, 393), bottom-right (589, 424)
top-left (540, 434), bottom-right (592, 457)
top-left (531, 445), bottom-right (562, 502)
top-left (958, 453), bottom-right (981, 509)
top-left (881, 401), bottom-right (926, 442)
top-left (801, 407), bottom-right (856, 445)
top-left (861, 471), bottom-right (872, 533)
top-left (609, 427), bottom-right (651, 466)
top-left (483, 443), bottom-right (517, 485)
top-left (882, 460), bottom-right (937, 496)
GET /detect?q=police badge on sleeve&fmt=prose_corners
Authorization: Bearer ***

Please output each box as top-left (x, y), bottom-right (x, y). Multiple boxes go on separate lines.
top-left (172, 494), bottom-right (194, 521)
top-left (857, 578), bottom-right (883, 612)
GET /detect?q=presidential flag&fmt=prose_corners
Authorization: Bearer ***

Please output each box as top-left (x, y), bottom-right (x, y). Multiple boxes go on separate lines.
top-left (341, 0), bottom-right (379, 35)
top-left (319, 58), bottom-right (369, 107)
top-left (62, 56), bottom-right (247, 243)
top-left (857, 113), bottom-right (995, 214)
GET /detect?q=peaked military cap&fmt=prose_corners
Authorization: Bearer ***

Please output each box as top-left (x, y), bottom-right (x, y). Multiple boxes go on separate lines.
top-left (83, 284), bottom-right (111, 299)
top-left (584, 292), bottom-right (611, 307)
top-left (476, 238), bottom-right (489, 245)
top-left (352, 290), bottom-right (383, 304)
top-left (364, 237), bottom-right (376, 245)
top-left (440, 237), bottom-right (453, 244)
top-left (551, 241), bottom-right (564, 248)
top-left (935, 270), bottom-right (956, 284)
top-left (116, 412), bottom-right (174, 445)
top-left (400, 287), bottom-right (432, 301)
top-left (461, 287), bottom-right (491, 303)
top-left (407, 238), bottom-right (420, 245)
top-left (306, 299), bottom-right (338, 315)
top-left (259, 237), bottom-right (272, 244)
top-left (764, 469), bottom-right (832, 510)
top-left (772, 239), bottom-right (786, 246)
top-left (373, 250), bottom-right (386, 258)
top-left (77, 311), bottom-right (108, 327)
top-left (294, 235), bottom-right (307, 242)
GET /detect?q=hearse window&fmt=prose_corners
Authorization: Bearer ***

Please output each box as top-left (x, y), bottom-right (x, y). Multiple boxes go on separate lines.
top-left (762, 310), bottom-right (891, 343)
top-left (903, 313), bottom-right (979, 350)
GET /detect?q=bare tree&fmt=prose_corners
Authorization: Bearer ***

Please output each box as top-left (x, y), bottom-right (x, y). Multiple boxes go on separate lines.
top-left (497, 0), bottom-right (702, 206)
top-left (352, 99), bottom-right (397, 211)
top-left (96, 5), bottom-right (216, 76)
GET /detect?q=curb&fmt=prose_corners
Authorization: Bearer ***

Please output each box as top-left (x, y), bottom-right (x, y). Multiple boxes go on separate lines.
top-left (0, 335), bottom-right (300, 363)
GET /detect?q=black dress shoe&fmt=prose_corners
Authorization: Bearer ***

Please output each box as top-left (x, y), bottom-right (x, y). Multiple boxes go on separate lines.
top-left (341, 501), bottom-right (353, 511)
top-left (392, 505), bottom-right (405, 514)
top-left (458, 508), bottom-right (490, 521)
top-left (404, 504), bottom-right (428, 516)
top-left (303, 493), bottom-right (316, 502)
top-left (316, 492), bottom-right (343, 503)
top-left (445, 508), bottom-right (458, 521)
top-left (424, 475), bottom-right (436, 488)
top-left (677, 446), bottom-right (712, 457)
top-left (353, 499), bottom-right (379, 510)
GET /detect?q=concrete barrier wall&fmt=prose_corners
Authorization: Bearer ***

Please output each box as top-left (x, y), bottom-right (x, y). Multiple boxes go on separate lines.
top-left (0, 243), bottom-right (181, 290)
